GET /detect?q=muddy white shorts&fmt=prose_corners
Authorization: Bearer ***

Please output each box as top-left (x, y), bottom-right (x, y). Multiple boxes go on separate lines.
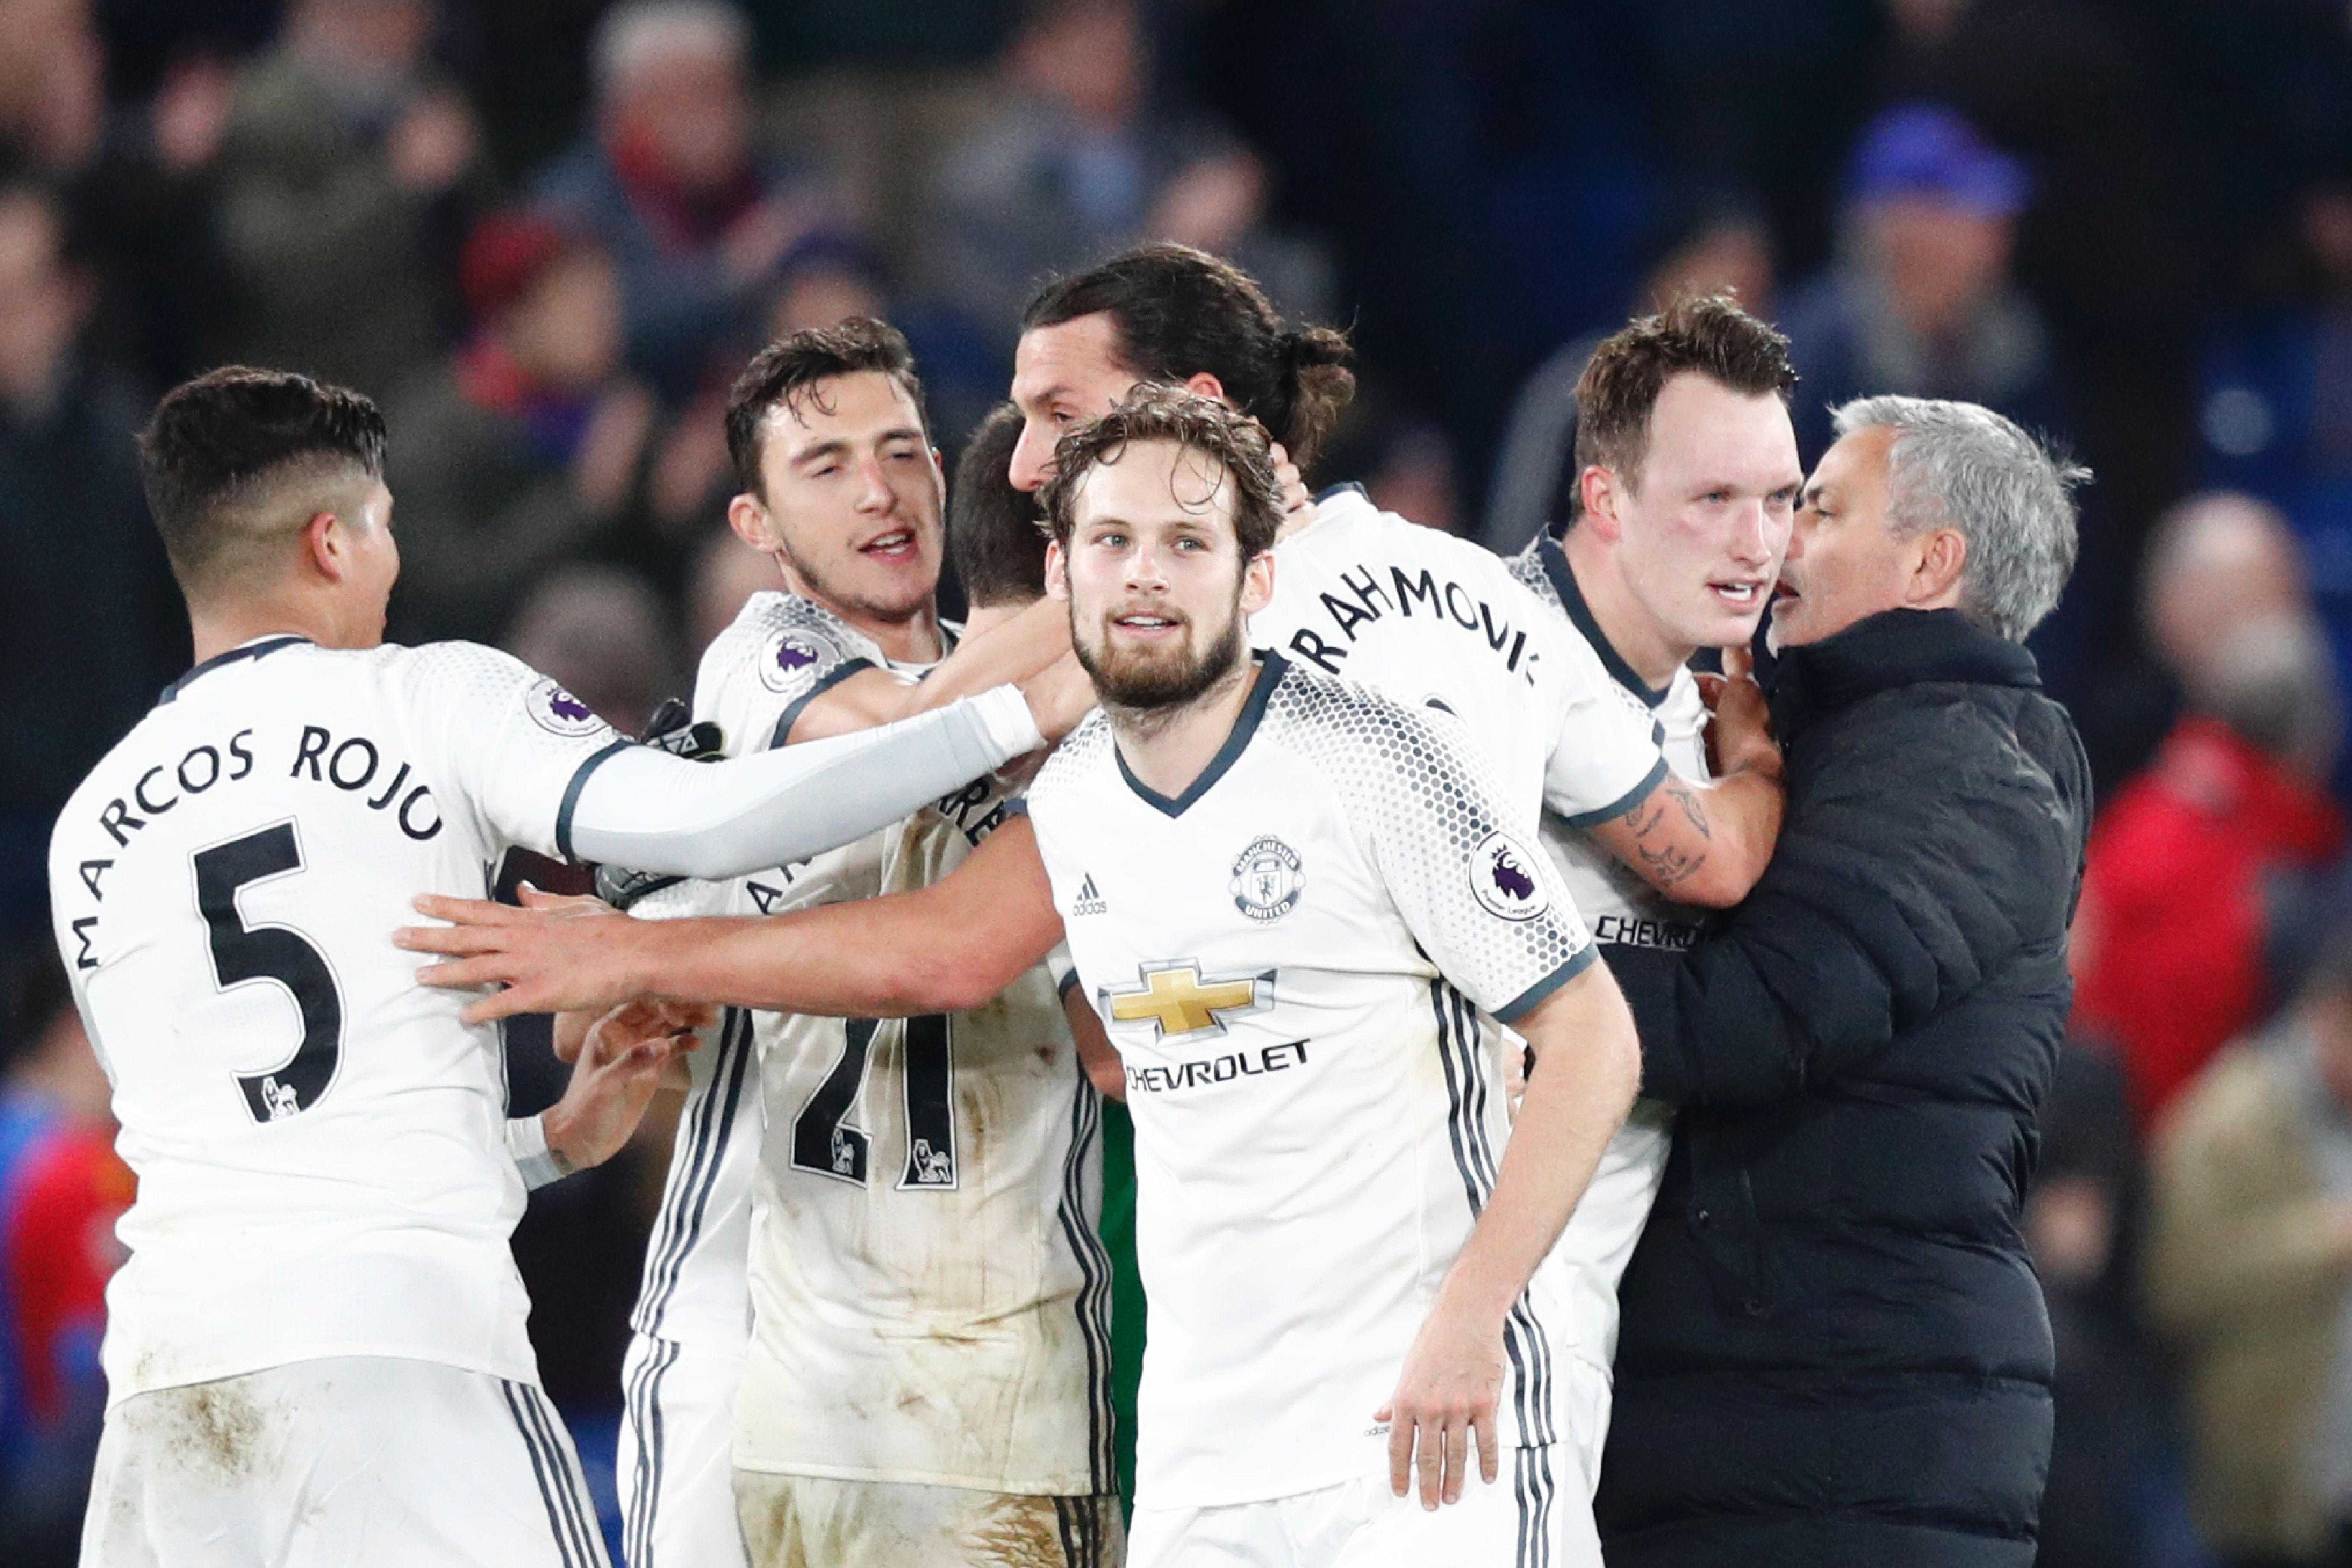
top-left (80, 1355), bottom-right (609, 1568)
top-left (734, 1468), bottom-right (1124, 1568)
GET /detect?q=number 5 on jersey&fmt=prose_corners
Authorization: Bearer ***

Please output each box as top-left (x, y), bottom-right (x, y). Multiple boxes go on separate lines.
top-left (192, 822), bottom-right (346, 1122)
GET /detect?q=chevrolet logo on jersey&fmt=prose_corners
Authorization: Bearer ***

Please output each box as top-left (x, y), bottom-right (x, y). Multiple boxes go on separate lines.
top-left (1100, 962), bottom-right (1274, 1040)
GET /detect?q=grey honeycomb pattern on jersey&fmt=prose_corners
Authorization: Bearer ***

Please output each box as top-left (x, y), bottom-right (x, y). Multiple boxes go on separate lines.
top-left (1507, 534), bottom-right (1564, 614)
top-left (1032, 708), bottom-right (1116, 802)
top-left (711, 591), bottom-right (869, 692)
top-left (1264, 665), bottom-right (1589, 1015)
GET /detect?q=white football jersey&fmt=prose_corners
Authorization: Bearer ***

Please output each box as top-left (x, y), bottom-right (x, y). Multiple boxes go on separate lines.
top-left (1510, 533), bottom-right (1703, 1374)
top-left (625, 591), bottom-right (910, 1360)
top-left (1026, 656), bottom-right (1594, 1510)
top-left (1255, 485), bottom-right (1666, 828)
top-left (48, 636), bottom-right (625, 1403)
top-left (735, 791), bottom-right (1114, 1495)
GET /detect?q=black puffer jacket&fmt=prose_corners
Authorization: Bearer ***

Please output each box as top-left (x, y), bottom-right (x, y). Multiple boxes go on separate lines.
top-left (1596, 608), bottom-right (2092, 1568)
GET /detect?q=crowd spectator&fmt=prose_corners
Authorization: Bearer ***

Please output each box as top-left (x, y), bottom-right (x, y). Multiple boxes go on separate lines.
top-left (0, 950), bottom-right (131, 1568)
top-left (2077, 500), bottom-right (2345, 1131)
top-left (1480, 196), bottom-right (1776, 553)
top-left (1777, 104), bottom-right (2062, 468)
top-left (0, 178), bottom-right (180, 956)
top-left (384, 211), bottom-right (654, 645)
top-left (924, 0), bottom-right (1329, 361)
top-left (212, 0), bottom-right (480, 398)
top-left (2149, 925), bottom-right (2352, 1568)
top-left (534, 0), bottom-right (857, 401)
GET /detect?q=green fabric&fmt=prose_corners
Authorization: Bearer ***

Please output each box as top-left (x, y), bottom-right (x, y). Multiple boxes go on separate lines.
top-left (1100, 1098), bottom-right (1145, 1517)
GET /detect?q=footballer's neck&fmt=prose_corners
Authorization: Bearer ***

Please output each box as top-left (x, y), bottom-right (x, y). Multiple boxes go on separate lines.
top-left (1109, 653), bottom-right (1264, 801)
top-left (187, 594), bottom-right (381, 666)
top-left (1560, 525), bottom-right (1698, 690)
top-left (773, 558), bottom-right (943, 665)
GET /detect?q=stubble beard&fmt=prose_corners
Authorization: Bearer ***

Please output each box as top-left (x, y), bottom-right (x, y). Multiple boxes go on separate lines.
top-left (777, 528), bottom-right (934, 627)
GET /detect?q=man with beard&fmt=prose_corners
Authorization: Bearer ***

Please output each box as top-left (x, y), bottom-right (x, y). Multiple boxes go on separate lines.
top-left (1031, 390), bottom-right (1639, 1562)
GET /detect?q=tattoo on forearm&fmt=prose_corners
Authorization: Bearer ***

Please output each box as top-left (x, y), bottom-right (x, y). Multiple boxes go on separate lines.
top-left (1613, 779), bottom-right (1709, 889)
top-left (1669, 778), bottom-right (1712, 841)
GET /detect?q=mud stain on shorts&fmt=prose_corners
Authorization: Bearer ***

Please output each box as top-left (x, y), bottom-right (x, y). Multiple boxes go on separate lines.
top-left (966, 1490), bottom-right (1066, 1568)
top-left (141, 1376), bottom-right (279, 1486)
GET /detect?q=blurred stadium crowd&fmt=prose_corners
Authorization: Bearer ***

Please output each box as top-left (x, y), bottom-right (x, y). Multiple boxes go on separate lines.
top-left (9, 0), bottom-right (2352, 1563)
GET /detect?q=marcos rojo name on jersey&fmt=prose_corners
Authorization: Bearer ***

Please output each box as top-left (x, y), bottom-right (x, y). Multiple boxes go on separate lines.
top-left (67, 722), bottom-right (447, 971)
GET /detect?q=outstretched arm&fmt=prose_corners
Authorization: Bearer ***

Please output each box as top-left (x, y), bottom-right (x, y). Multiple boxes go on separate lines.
top-left (560, 684), bottom-right (1047, 880)
top-left (787, 597), bottom-right (1077, 742)
top-left (400, 816), bottom-right (1066, 1025)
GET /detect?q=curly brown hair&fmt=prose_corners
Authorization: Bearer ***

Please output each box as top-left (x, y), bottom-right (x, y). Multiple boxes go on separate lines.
top-left (1039, 386), bottom-right (1287, 563)
top-left (1571, 293), bottom-right (1795, 509)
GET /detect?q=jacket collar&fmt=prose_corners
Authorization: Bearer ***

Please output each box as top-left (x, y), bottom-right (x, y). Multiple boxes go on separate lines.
top-left (1767, 608), bottom-right (2040, 740)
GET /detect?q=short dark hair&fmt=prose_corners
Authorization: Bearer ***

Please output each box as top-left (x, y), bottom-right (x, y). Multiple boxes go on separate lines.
top-left (138, 366), bottom-right (387, 597)
top-left (725, 316), bottom-right (928, 500)
top-left (1023, 242), bottom-right (1355, 472)
top-left (1571, 293), bottom-right (1795, 508)
top-left (1040, 386), bottom-right (1285, 562)
top-left (949, 403), bottom-right (1048, 609)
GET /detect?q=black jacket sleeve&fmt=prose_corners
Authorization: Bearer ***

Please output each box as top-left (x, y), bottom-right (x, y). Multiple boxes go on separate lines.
top-left (1624, 691), bottom-right (2080, 1108)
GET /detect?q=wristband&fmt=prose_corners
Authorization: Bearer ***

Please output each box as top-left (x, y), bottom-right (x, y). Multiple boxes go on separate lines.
top-left (506, 1113), bottom-right (574, 1191)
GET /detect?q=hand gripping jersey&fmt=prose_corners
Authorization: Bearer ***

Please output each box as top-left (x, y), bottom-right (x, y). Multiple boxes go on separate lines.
top-left (735, 780), bottom-right (1115, 1496)
top-left (1510, 533), bottom-right (1705, 1374)
top-left (1253, 484), bottom-right (1666, 829)
top-left (48, 638), bottom-right (630, 1403)
top-left (1026, 655), bottom-right (1595, 1510)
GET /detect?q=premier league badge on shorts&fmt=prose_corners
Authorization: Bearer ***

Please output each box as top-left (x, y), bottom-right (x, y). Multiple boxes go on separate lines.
top-left (525, 677), bottom-right (608, 738)
top-left (758, 629), bottom-right (833, 695)
top-left (1470, 830), bottom-right (1550, 921)
top-left (1230, 834), bottom-right (1303, 922)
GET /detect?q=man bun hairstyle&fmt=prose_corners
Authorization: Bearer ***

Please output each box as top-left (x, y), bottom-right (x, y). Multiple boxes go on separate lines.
top-left (1040, 386), bottom-right (1286, 562)
top-left (949, 402), bottom-right (1050, 610)
top-left (1023, 242), bottom-right (1355, 472)
top-left (725, 316), bottom-right (928, 500)
top-left (1572, 292), bottom-right (1796, 508)
top-left (138, 366), bottom-right (387, 598)
top-left (1831, 394), bottom-right (2087, 643)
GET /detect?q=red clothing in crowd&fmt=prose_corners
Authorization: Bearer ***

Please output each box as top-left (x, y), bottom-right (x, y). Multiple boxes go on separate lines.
top-left (2076, 716), bottom-right (2345, 1128)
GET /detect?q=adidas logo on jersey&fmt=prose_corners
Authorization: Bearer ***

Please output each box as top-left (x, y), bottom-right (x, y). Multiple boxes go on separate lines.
top-left (1071, 874), bottom-right (1108, 917)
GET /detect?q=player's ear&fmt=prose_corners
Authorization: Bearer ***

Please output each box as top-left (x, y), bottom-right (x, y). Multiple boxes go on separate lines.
top-left (1183, 371), bottom-right (1228, 406)
top-left (1240, 548), bottom-right (1276, 616)
top-left (302, 511), bottom-right (345, 582)
top-left (727, 491), bottom-right (779, 552)
top-left (1044, 538), bottom-right (1071, 602)
top-left (1908, 526), bottom-right (1969, 607)
top-left (1579, 466), bottom-right (1625, 542)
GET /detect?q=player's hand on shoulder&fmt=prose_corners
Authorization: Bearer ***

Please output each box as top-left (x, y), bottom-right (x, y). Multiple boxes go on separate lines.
top-left (1376, 1294), bottom-right (1505, 1511)
top-left (1019, 652), bottom-right (1098, 745)
top-left (1699, 645), bottom-right (1781, 782)
top-left (543, 998), bottom-right (714, 1172)
top-left (1268, 438), bottom-right (1316, 533)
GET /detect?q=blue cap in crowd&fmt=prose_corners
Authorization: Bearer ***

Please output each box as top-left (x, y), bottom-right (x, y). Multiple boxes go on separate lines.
top-left (1846, 103), bottom-right (2028, 217)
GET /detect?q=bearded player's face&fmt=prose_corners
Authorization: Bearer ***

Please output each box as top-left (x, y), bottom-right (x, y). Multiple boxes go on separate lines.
top-left (1048, 439), bottom-right (1275, 711)
top-left (739, 371), bottom-right (944, 625)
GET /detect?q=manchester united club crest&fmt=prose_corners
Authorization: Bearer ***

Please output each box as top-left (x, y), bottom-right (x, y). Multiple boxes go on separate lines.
top-left (1229, 834), bottom-right (1303, 922)
top-left (1470, 830), bottom-right (1550, 921)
